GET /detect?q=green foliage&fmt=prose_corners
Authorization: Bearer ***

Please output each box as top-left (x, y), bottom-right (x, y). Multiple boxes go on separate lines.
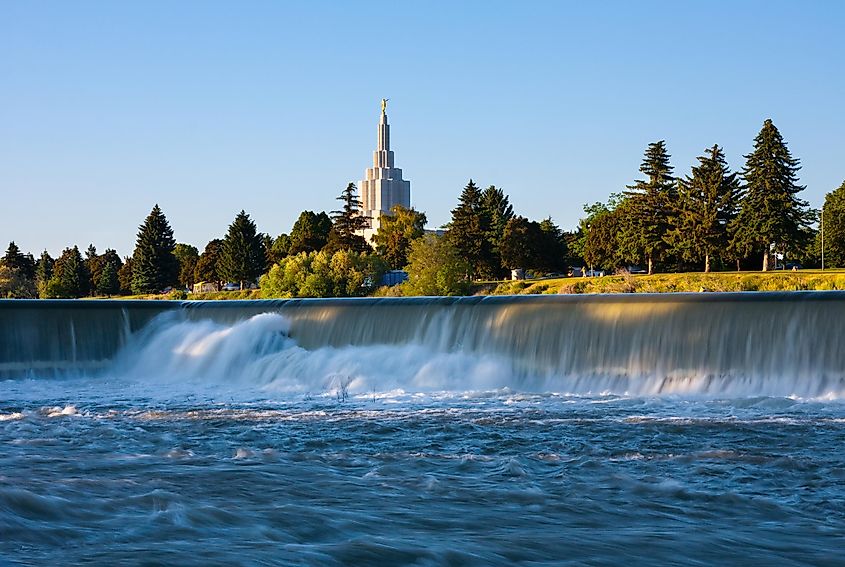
top-left (131, 204), bottom-right (178, 294)
top-left (118, 257), bottom-right (133, 295)
top-left (480, 185), bottom-right (514, 265)
top-left (446, 179), bottom-right (494, 279)
top-left (500, 216), bottom-right (541, 270)
top-left (97, 260), bottom-right (120, 296)
top-left (174, 243), bottom-right (199, 289)
top-left (48, 246), bottom-right (90, 298)
top-left (665, 145), bottom-right (741, 272)
top-left (371, 205), bottom-right (427, 269)
top-left (583, 201), bottom-right (628, 270)
top-left (621, 141), bottom-right (676, 273)
top-left (194, 239), bottom-right (222, 286)
top-left (730, 119), bottom-right (811, 270)
top-left (260, 250), bottom-right (385, 298)
top-left (326, 183), bottom-right (370, 254)
top-left (268, 233), bottom-right (292, 264)
top-left (289, 211), bottom-right (332, 254)
top-left (401, 234), bottom-right (470, 296)
top-left (0, 264), bottom-right (36, 298)
top-left (219, 210), bottom-right (266, 289)
top-left (817, 181), bottom-right (845, 267)
top-left (3, 242), bottom-right (36, 281)
top-left (35, 250), bottom-right (54, 298)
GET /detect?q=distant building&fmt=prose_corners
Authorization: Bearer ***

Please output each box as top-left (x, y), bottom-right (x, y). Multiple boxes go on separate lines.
top-left (359, 99), bottom-right (411, 243)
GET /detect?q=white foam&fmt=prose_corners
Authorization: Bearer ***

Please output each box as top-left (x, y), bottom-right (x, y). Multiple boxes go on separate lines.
top-left (101, 311), bottom-right (845, 400)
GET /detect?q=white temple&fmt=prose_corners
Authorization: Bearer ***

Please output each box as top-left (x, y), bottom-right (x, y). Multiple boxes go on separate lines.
top-left (359, 99), bottom-right (411, 242)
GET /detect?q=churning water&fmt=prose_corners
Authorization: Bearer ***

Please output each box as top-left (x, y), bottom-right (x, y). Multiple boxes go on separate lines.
top-left (2, 296), bottom-right (845, 565)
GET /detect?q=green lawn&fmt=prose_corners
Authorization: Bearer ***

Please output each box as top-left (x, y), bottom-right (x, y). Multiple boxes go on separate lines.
top-left (487, 269), bottom-right (845, 295)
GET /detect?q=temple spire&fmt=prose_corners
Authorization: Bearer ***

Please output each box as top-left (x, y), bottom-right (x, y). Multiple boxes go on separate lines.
top-left (359, 99), bottom-right (411, 243)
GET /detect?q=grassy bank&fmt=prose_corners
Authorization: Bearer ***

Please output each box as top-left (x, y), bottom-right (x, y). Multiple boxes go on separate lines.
top-left (488, 270), bottom-right (845, 295)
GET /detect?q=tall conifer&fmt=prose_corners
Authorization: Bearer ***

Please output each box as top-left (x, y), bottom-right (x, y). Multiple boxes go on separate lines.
top-left (219, 210), bottom-right (266, 289)
top-left (131, 204), bottom-right (178, 294)
top-left (622, 141), bottom-right (676, 274)
top-left (730, 119), bottom-right (810, 270)
top-left (666, 145), bottom-right (741, 272)
top-left (326, 183), bottom-right (370, 254)
top-left (447, 179), bottom-right (493, 279)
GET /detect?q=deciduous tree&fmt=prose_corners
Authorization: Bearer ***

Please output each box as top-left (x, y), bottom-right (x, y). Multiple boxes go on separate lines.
top-left (372, 205), bottom-right (427, 269)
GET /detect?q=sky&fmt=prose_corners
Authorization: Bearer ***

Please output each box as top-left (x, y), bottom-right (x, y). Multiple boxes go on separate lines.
top-left (2, 0), bottom-right (844, 258)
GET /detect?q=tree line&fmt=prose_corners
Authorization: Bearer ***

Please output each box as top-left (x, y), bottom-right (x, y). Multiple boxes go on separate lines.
top-left (575, 119), bottom-right (828, 274)
top-left (3, 117), bottom-right (845, 299)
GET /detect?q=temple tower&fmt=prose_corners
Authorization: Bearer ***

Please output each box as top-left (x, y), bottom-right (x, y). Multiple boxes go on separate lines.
top-left (359, 99), bottom-right (411, 242)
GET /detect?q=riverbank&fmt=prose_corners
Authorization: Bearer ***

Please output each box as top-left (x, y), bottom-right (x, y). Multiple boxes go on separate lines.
top-left (488, 270), bottom-right (845, 295)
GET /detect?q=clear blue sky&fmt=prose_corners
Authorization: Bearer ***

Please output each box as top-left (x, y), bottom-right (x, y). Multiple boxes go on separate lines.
top-left (3, 1), bottom-right (844, 258)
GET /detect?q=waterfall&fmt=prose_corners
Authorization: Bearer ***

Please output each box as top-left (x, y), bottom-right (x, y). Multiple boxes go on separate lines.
top-left (2, 293), bottom-right (844, 397)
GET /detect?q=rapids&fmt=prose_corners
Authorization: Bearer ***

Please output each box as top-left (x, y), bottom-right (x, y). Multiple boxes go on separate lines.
top-left (2, 294), bottom-right (845, 564)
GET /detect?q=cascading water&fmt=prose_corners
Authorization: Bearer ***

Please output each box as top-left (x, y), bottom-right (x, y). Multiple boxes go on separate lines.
top-left (3, 293), bottom-right (845, 397)
top-left (3, 294), bottom-right (845, 565)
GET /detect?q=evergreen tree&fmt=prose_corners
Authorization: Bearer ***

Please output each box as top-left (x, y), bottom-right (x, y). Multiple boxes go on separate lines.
top-left (3, 242), bottom-right (35, 280)
top-left (98, 261), bottom-right (119, 297)
top-left (35, 250), bottom-right (54, 298)
top-left (666, 145), bottom-right (742, 272)
top-left (480, 186), bottom-right (514, 275)
top-left (817, 181), bottom-right (845, 268)
top-left (219, 210), bottom-right (266, 289)
top-left (447, 179), bottom-right (494, 279)
top-left (50, 246), bottom-right (89, 298)
top-left (84, 244), bottom-right (104, 296)
top-left (622, 141), bottom-right (676, 274)
top-left (96, 249), bottom-right (123, 296)
top-left (730, 119), bottom-right (810, 271)
top-left (288, 211), bottom-right (332, 254)
top-left (131, 204), bottom-right (178, 294)
top-left (326, 183), bottom-right (370, 254)
top-left (372, 205), bottom-right (427, 269)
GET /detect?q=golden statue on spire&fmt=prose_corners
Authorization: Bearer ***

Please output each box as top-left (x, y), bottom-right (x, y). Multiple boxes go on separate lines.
top-left (381, 98), bottom-right (389, 113)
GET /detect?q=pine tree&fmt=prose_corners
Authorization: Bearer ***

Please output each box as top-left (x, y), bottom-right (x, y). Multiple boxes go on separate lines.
top-left (326, 183), bottom-right (370, 254)
top-left (480, 186), bottom-right (514, 276)
top-left (35, 250), bottom-right (54, 298)
top-left (131, 204), bottom-right (178, 294)
top-left (666, 145), bottom-right (742, 272)
top-left (98, 261), bottom-right (119, 297)
top-left (219, 211), bottom-right (266, 289)
top-left (447, 179), bottom-right (494, 279)
top-left (2, 242), bottom-right (35, 280)
top-left (730, 119), bottom-right (810, 271)
top-left (622, 141), bottom-right (676, 274)
top-left (50, 246), bottom-right (89, 298)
